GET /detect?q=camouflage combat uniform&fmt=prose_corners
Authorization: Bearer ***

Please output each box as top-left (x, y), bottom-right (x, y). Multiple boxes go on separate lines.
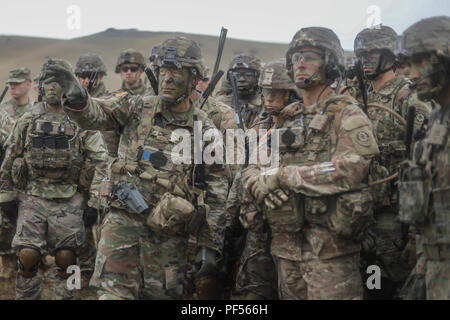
top-left (216, 54), bottom-right (263, 130)
top-left (397, 16), bottom-right (450, 300)
top-left (0, 68), bottom-right (33, 278)
top-left (0, 59), bottom-right (108, 300)
top-left (232, 59), bottom-right (300, 300)
top-left (0, 68), bottom-right (34, 120)
top-left (100, 49), bottom-right (155, 159)
top-left (51, 38), bottom-right (228, 300)
top-left (353, 26), bottom-right (431, 298)
top-left (241, 28), bottom-right (379, 300)
top-left (75, 53), bottom-right (111, 275)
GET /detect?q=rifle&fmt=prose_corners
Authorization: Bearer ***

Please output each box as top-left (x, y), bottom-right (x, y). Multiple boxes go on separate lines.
top-left (229, 70), bottom-right (249, 167)
top-left (212, 27), bottom-right (228, 79)
top-left (144, 66), bottom-right (159, 95)
top-left (228, 71), bottom-right (245, 131)
top-left (404, 106), bottom-right (416, 159)
top-left (199, 70), bottom-right (224, 110)
top-left (394, 105), bottom-right (417, 251)
top-left (0, 86), bottom-right (8, 104)
top-left (87, 70), bottom-right (98, 94)
top-left (354, 57), bottom-right (368, 113)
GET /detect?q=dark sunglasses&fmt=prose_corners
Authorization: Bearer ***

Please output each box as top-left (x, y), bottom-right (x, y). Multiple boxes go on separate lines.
top-left (121, 66), bottom-right (139, 72)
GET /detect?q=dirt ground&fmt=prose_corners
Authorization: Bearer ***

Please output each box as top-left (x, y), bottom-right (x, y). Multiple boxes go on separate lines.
top-left (0, 262), bottom-right (96, 300)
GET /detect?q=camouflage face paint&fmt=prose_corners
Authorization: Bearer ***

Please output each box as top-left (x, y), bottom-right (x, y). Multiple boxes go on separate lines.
top-left (409, 53), bottom-right (443, 101)
top-left (360, 51), bottom-right (381, 78)
top-left (159, 67), bottom-right (190, 103)
top-left (43, 82), bottom-right (63, 105)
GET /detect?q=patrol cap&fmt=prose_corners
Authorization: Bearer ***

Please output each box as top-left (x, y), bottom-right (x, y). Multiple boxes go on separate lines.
top-left (6, 67), bottom-right (31, 84)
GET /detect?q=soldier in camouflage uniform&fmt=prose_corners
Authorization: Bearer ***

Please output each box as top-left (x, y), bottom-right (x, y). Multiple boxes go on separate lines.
top-left (241, 27), bottom-right (379, 300)
top-left (232, 59), bottom-right (301, 300)
top-left (75, 53), bottom-right (109, 98)
top-left (0, 67), bottom-right (34, 280)
top-left (0, 59), bottom-right (108, 300)
top-left (397, 16), bottom-right (450, 300)
top-left (115, 49), bottom-right (153, 97)
top-left (216, 54), bottom-right (263, 130)
top-left (353, 26), bottom-right (431, 299)
top-left (44, 37), bottom-right (229, 300)
top-left (1, 67), bottom-right (34, 118)
top-left (75, 53), bottom-right (110, 279)
top-left (98, 49), bottom-right (156, 159)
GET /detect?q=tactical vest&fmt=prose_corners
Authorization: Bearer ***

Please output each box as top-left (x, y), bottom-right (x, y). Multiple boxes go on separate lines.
top-left (23, 103), bottom-right (84, 185)
top-left (367, 77), bottom-right (410, 172)
top-left (366, 77), bottom-right (412, 209)
top-left (264, 96), bottom-right (365, 261)
top-left (108, 97), bottom-right (206, 218)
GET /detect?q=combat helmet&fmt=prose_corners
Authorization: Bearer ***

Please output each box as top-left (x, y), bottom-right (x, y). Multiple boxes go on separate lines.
top-left (75, 53), bottom-right (107, 76)
top-left (259, 59), bottom-right (296, 90)
top-left (228, 54), bottom-right (262, 75)
top-left (154, 36), bottom-right (206, 105)
top-left (286, 27), bottom-right (345, 81)
top-left (115, 49), bottom-right (146, 73)
top-left (154, 37), bottom-right (206, 79)
top-left (354, 25), bottom-right (398, 57)
top-left (397, 16), bottom-right (450, 59)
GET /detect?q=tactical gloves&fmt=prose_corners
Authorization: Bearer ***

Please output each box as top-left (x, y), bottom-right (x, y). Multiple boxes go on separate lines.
top-left (42, 64), bottom-right (88, 107)
top-left (247, 170), bottom-right (288, 208)
top-left (83, 206), bottom-right (98, 227)
top-left (0, 200), bottom-right (18, 222)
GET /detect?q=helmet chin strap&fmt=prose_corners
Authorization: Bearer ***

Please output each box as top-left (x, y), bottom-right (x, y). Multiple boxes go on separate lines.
top-left (365, 54), bottom-right (394, 80)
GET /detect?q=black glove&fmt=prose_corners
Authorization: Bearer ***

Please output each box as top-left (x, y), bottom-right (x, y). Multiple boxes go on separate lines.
top-left (43, 64), bottom-right (88, 106)
top-left (413, 274), bottom-right (426, 300)
top-left (0, 200), bottom-right (18, 222)
top-left (194, 247), bottom-right (219, 278)
top-left (83, 206), bottom-right (98, 227)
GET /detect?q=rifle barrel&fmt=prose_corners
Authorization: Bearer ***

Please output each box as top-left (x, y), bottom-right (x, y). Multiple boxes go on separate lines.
top-left (212, 27), bottom-right (228, 78)
top-left (0, 86), bottom-right (9, 104)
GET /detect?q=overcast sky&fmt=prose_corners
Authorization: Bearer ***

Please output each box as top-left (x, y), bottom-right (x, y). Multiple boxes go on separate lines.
top-left (1, 0), bottom-right (449, 49)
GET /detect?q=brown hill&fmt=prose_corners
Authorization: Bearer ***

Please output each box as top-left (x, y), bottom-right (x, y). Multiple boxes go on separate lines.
top-left (0, 28), bottom-right (354, 101)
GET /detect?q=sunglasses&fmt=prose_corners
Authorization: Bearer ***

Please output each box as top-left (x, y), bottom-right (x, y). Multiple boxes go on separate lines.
top-left (121, 66), bottom-right (140, 72)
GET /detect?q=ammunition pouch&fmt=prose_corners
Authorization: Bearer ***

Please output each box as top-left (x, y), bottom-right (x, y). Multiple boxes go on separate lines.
top-left (368, 159), bottom-right (390, 209)
top-left (432, 187), bottom-right (450, 245)
top-left (328, 188), bottom-right (374, 241)
top-left (398, 163), bottom-right (430, 225)
top-left (11, 157), bottom-right (28, 190)
top-left (147, 192), bottom-right (196, 237)
top-left (78, 159), bottom-right (95, 192)
top-left (264, 192), bottom-right (304, 233)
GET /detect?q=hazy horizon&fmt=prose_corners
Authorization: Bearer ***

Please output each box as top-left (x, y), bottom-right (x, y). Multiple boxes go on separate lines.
top-left (1, 0), bottom-right (449, 50)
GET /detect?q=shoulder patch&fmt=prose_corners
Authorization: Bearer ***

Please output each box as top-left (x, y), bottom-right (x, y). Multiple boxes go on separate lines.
top-left (342, 115), bottom-right (371, 131)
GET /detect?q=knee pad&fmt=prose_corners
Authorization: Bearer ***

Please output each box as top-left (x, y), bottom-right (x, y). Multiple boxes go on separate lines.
top-left (55, 249), bottom-right (76, 279)
top-left (17, 247), bottom-right (41, 278)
